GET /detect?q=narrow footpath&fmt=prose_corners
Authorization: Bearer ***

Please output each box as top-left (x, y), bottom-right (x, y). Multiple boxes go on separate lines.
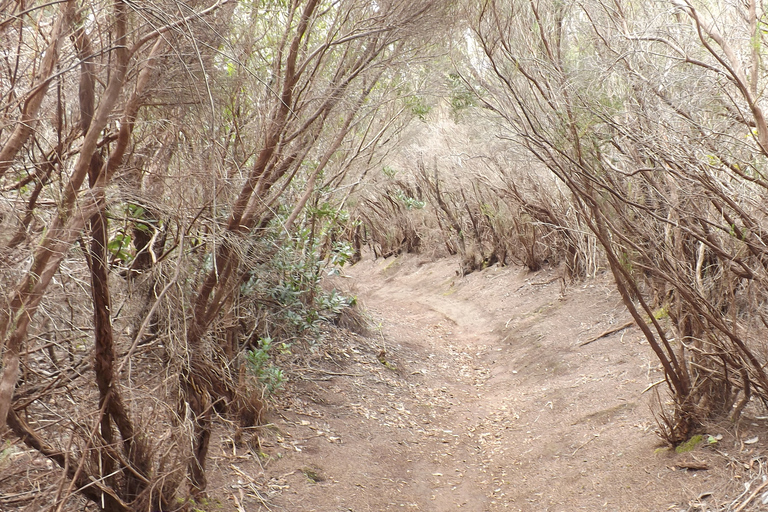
top-left (229, 254), bottom-right (754, 511)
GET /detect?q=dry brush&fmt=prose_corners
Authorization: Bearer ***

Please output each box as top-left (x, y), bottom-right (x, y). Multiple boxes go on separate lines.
top-left (0, 0), bottom-right (446, 509)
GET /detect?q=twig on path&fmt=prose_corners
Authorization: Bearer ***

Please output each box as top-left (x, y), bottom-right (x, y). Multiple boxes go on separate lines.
top-left (515, 275), bottom-right (562, 291)
top-left (230, 464), bottom-right (273, 511)
top-left (298, 366), bottom-right (363, 377)
top-left (641, 379), bottom-right (666, 394)
top-left (733, 477), bottom-right (768, 512)
top-left (528, 276), bottom-right (563, 287)
top-left (571, 433), bottom-right (600, 456)
top-left (578, 321), bottom-right (635, 347)
top-left (232, 492), bottom-right (247, 512)
top-left (675, 460), bottom-right (709, 471)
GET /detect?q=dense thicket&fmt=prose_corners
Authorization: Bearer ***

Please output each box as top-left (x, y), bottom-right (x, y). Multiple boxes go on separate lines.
top-left (354, 0), bottom-right (768, 442)
top-left (0, 0), bottom-right (443, 509)
top-left (4, 0), bottom-right (768, 509)
top-left (466, 0), bottom-right (768, 442)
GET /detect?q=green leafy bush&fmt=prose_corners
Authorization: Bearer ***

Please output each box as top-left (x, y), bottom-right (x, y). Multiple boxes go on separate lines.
top-left (246, 336), bottom-right (289, 393)
top-left (237, 211), bottom-right (357, 396)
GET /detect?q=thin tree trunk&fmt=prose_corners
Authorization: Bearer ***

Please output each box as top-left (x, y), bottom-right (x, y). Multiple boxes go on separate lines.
top-left (183, 1), bottom-right (320, 494)
top-left (0, 0), bottom-right (74, 179)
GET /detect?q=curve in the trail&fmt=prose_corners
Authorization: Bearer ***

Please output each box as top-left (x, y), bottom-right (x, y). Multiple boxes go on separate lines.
top-left (260, 254), bottom-right (727, 512)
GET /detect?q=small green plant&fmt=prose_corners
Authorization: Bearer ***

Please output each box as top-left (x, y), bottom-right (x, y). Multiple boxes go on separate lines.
top-left (675, 434), bottom-right (703, 454)
top-left (1, 440), bottom-right (17, 469)
top-left (241, 213), bottom-right (359, 335)
top-left (301, 466), bottom-right (324, 483)
top-left (178, 496), bottom-right (223, 512)
top-left (107, 232), bottom-right (133, 263)
top-left (326, 241), bottom-right (356, 274)
top-left (246, 336), bottom-right (289, 394)
top-left (394, 190), bottom-right (425, 209)
top-left (315, 289), bottom-right (353, 318)
top-left (405, 95), bottom-right (432, 121)
top-left (447, 72), bottom-right (476, 119)
top-left (236, 205), bottom-right (360, 398)
top-left (382, 165), bottom-right (399, 178)
top-left (125, 203), bottom-right (157, 234)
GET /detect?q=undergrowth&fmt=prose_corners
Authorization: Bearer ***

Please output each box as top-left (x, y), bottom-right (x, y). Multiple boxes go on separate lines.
top-left (236, 209), bottom-right (358, 398)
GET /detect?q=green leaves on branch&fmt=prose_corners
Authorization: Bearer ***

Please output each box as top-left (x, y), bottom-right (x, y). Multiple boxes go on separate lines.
top-left (394, 189), bottom-right (425, 209)
top-left (405, 96), bottom-right (432, 121)
top-left (107, 232), bottom-right (133, 263)
top-left (246, 336), bottom-right (289, 394)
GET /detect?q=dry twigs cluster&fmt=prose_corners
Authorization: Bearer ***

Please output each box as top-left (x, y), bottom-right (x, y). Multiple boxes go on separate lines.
top-left (469, 0), bottom-right (768, 442)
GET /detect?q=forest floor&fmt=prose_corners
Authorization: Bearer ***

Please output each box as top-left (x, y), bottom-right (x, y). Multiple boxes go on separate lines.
top-left (4, 254), bottom-right (768, 511)
top-left (216, 254), bottom-right (768, 512)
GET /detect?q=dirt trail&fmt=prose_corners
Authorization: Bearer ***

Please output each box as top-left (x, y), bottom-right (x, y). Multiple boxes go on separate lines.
top-left (237, 254), bottom-right (760, 511)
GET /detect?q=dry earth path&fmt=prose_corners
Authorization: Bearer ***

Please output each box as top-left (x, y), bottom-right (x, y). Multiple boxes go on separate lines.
top-left (229, 254), bottom-right (766, 511)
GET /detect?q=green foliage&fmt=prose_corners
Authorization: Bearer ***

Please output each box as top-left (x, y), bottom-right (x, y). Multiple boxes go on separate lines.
top-left (124, 202), bottom-right (161, 233)
top-left (327, 241), bottom-right (356, 273)
top-left (240, 212), bottom-right (355, 337)
top-left (102, 202), bottom-right (161, 266)
top-left (246, 336), bottom-right (289, 393)
top-left (238, 208), bottom-right (357, 396)
top-left (301, 467), bottom-right (323, 483)
top-left (308, 200), bottom-right (336, 220)
top-left (394, 190), bottom-right (426, 209)
top-left (382, 165), bottom-right (399, 179)
top-left (618, 250), bottom-right (634, 274)
top-left (675, 434), bottom-right (703, 453)
top-left (447, 72), bottom-right (475, 118)
top-left (0, 440), bottom-right (17, 470)
top-left (107, 232), bottom-right (133, 263)
top-left (126, 202), bottom-right (145, 220)
top-left (405, 95), bottom-right (432, 121)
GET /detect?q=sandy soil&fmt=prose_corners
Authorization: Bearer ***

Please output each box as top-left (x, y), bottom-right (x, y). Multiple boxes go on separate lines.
top-left (216, 254), bottom-right (768, 512)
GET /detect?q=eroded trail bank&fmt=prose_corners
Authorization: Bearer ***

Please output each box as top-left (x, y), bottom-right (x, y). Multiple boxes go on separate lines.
top-left (242, 255), bottom-right (751, 511)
